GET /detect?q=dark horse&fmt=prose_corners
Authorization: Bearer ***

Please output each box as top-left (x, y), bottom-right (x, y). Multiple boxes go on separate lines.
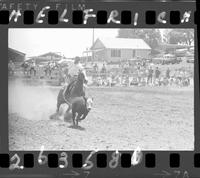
top-left (56, 71), bottom-right (87, 113)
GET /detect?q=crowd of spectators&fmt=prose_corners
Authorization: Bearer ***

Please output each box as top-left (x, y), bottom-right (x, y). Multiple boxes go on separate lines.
top-left (19, 60), bottom-right (60, 79)
top-left (88, 61), bottom-right (193, 87)
top-left (8, 59), bottom-right (193, 88)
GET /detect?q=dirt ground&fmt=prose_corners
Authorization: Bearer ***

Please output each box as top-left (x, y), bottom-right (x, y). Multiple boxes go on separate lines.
top-left (9, 80), bottom-right (194, 151)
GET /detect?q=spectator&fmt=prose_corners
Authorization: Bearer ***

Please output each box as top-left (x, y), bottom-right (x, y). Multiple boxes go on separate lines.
top-left (21, 61), bottom-right (29, 76)
top-left (147, 67), bottom-right (153, 85)
top-left (154, 67), bottom-right (161, 86)
top-left (8, 60), bottom-right (15, 76)
top-left (49, 61), bottom-right (54, 76)
top-left (137, 68), bottom-right (142, 84)
top-left (101, 64), bottom-right (107, 79)
top-left (166, 67), bottom-right (170, 79)
top-left (93, 63), bottom-right (98, 72)
top-left (44, 62), bottom-right (50, 76)
top-left (30, 60), bottom-right (36, 76)
top-left (101, 64), bottom-right (106, 73)
top-left (155, 67), bottom-right (161, 78)
top-left (142, 60), bottom-right (146, 67)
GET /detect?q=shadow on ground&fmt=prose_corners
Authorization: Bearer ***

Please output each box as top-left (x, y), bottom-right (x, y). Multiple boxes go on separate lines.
top-left (68, 125), bottom-right (86, 131)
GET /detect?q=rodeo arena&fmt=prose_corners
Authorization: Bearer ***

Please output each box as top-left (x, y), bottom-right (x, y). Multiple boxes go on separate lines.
top-left (9, 36), bottom-right (194, 151)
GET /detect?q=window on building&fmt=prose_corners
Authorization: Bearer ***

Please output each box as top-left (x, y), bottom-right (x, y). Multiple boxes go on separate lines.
top-left (132, 50), bottom-right (136, 58)
top-left (111, 49), bottom-right (121, 57)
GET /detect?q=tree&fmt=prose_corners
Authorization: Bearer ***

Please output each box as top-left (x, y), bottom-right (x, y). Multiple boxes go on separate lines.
top-left (117, 29), bottom-right (162, 51)
top-left (165, 29), bottom-right (194, 45)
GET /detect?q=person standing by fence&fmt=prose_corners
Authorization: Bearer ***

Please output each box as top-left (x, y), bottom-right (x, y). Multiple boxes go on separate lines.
top-left (154, 67), bottom-right (161, 86)
top-left (166, 67), bottom-right (170, 79)
top-left (30, 60), bottom-right (36, 76)
top-left (8, 60), bottom-right (15, 76)
top-left (147, 66), bottom-right (153, 86)
top-left (21, 61), bottom-right (29, 76)
top-left (101, 63), bottom-right (107, 79)
top-left (93, 63), bottom-right (98, 73)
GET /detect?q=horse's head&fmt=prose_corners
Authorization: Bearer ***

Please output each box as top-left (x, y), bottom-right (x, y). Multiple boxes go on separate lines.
top-left (77, 71), bottom-right (87, 84)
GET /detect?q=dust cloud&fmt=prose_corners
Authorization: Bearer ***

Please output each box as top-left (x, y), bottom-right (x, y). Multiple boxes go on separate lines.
top-left (9, 79), bottom-right (58, 120)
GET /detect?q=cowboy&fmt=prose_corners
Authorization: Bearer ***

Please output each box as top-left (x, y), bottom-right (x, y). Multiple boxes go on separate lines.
top-left (67, 56), bottom-right (88, 83)
top-left (57, 57), bottom-right (88, 114)
top-left (62, 56), bottom-right (88, 99)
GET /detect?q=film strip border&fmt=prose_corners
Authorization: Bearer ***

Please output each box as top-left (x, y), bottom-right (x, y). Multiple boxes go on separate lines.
top-left (0, 2), bottom-right (197, 26)
top-left (0, 152), bottom-right (200, 169)
top-left (0, 10), bottom-right (197, 25)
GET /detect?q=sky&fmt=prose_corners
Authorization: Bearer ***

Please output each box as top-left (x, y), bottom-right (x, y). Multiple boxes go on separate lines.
top-left (9, 28), bottom-right (168, 59)
top-left (9, 28), bottom-right (119, 58)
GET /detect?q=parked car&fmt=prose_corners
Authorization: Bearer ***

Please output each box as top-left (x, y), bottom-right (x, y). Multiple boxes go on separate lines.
top-left (152, 54), bottom-right (181, 65)
top-left (185, 51), bottom-right (194, 63)
top-left (186, 57), bottom-right (194, 63)
top-left (152, 57), bottom-right (163, 64)
top-left (162, 54), bottom-right (181, 64)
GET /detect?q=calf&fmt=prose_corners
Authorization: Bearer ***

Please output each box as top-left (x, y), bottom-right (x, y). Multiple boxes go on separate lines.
top-left (72, 96), bottom-right (93, 126)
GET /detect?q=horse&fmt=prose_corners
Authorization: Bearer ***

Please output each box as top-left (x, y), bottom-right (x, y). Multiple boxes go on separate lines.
top-left (56, 71), bottom-right (87, 114)
top-left (71, 96), bottom-right (93, 126)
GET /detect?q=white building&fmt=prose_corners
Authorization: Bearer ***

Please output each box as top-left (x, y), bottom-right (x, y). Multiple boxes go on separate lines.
top-left (90, 37), bottom-right (151, 62)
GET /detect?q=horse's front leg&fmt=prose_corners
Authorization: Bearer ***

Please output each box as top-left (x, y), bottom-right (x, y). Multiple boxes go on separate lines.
top-left (76, 114), bottom-right (81, 126)
top-left (72, 111), bottom-right (76, 126)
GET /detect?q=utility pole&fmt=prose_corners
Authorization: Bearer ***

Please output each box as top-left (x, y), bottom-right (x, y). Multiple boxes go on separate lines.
top-left (92, 28), bottom-right (95, 46)
top-left (92, 28), bottom-right (95, 61)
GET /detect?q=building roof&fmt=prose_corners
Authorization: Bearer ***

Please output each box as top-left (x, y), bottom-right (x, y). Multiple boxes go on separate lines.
top-left (8, 48), bottom-right (26, 62)
top-left (27, 52), bottom-right (66, 62)
top-left (8, 48), bottom-right (26, 56)
top-left (91, 37), bottom-right (151, 50)
top-left (38, 52), bottom-right (64, 59)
